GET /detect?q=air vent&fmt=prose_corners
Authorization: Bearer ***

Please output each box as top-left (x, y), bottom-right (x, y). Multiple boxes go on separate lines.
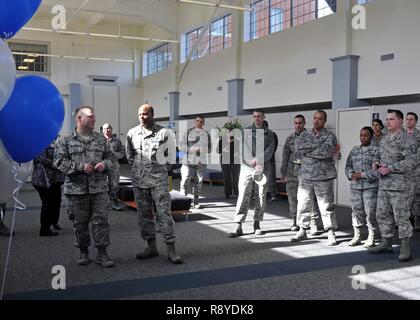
top-left (88, 75), bottom-right (118, 86)
top-left (380, 53), bottom-right (394, 61)
top-left (307, 68), bottom-right (317, 75)
top-left (187, 92), bottom-right (192, 96)
top-left (164, 96), bottom-right (168, 100)
top-left (217, 86), bottom-right (223, 91)
top-left (255, 79), bottom-right (262, 84)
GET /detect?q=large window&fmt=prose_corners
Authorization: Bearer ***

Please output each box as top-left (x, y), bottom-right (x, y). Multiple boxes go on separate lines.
top-left (245, 0), bottom-right (336, 42)
top-left (8, 42), bottom-right (49, 73)
top-left (143, 42), bottom-right (172, 77)
top-left (181, 14), bottom-right (232, 63)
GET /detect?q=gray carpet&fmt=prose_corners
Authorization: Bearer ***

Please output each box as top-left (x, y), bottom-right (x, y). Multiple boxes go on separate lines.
top-left (1, 169), bottom-right (420, 300)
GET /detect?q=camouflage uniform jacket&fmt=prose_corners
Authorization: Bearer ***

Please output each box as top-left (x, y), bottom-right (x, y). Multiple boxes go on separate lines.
top-left (126, 123), bottom-right (175, 188)
top-left (280, 129), bottom-right (306, 181)
top-left (108, 136), bottom-right (125, 161)
top-left (54, 130), bottom-right (115, 195)
top-left (378, 130), bottom-right (417, 191)
top-left (179, 127), bottom-right (211, 165)
top-left (345, 144), bottom-right (379, 190)
top-left (408, 128), bottom-right (420, 179)
top-left (295, 127), bottom-right (337, 181)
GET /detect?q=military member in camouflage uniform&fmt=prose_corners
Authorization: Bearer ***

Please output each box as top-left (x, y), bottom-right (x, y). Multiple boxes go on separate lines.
top-left (54, 106), bottom-right (115, 267)
top-left (405, 112), bottom-right (420, 231)
top-left (102, 123), bottom-right (125, 211)
top-left (371, 118), bottom-right (385, 147)
top-left (369, 109), bottom-right (417, 262)
top-left (291, 110), bottom-right (338, 245)
top-left (228, 110), bottom-right (275, 237)
top-left (345, 127), bottom-right (380, 248)
top-left (126, 104), bottom-right (183, 264)
top-left (281, 114), bottom-right (321, 234)
top-left (179, 116), bottom-right (211, 209)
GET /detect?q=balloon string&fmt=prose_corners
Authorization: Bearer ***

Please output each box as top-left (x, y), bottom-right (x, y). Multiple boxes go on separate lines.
top-left (0, 162), bottom-right (26, 300)
top-left (11, 163), bottom-right (26, 210)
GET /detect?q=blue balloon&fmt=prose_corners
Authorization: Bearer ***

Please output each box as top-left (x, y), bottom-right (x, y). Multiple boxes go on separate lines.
top-left (0, 0), bottom-right (42, 39)
top-left (0, 76), bottom-right (64, 163)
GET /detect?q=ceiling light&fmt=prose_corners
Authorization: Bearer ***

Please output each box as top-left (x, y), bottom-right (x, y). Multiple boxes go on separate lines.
top-left (12, 51), bottom-right (135, 63)
top-left (18, 66), bottom-right (29, 70)
top-left (23, 58), bottom-right (35, 63)
top-left (22, 27), bottom-right (179, 43)
top-left (178, 0), bottom-right (252, 11)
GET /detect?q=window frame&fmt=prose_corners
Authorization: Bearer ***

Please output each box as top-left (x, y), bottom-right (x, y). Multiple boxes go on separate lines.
top-left (181, 13), bottom-right (232, 63)
top-left (144, 42), bottom-right (173, 77)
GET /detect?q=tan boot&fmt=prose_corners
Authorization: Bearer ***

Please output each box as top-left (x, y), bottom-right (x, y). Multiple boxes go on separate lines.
top-left (368, 237), bottom-right (393, 254)
top-left (291, 228), bottom-right (307, 242)
top-left (399, 237), bottom-right (412, 262)
top-left (96, 247), bottom-right (115, 268)
top-left (348, 227), bottom-right (362, 246)
top-left (253, 221), bottom-right (264, 235)
top-left (363, 228), bottom-right (376, 248)
top-left (290, 217), bottom-right (299, 231)
top-left (327, 229), bottom-right (337, 246)
top-left (77, 247), bottom-right (89, 266)
top-left (136, 238), bottom-right (159, 259)
top-left (228, 223), bottom-right (243, 238)
top-left (167, 242), bottom-right (183, 264)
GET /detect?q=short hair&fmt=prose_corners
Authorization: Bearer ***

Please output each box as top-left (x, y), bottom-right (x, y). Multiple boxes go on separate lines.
top-left (195, 115), bottom-right (205, 122)
top-left (253, 109), bottom-right (265, 115)
top-left (103, 123), bottom-right (112, 130)
top-left (294, 114), bottom-right (306, 122)
top-left (361, 126), bottom-right (374, 137)
top-left (387, 109), bottom-right (403, 120)
top-left (407, 112), bottom-right (418, 122)
top-left (315, 110), bottom-right (327, 121)
top-left (75, 106), bottom-right (94, 117)
top-left (139, 104), bottom-right (154, 116)
top-left (372, 118), bottom-right (384, 129)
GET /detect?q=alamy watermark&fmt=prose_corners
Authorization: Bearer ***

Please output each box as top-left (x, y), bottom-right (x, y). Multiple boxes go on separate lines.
top-left (351, 264), bottom-right (366, 290)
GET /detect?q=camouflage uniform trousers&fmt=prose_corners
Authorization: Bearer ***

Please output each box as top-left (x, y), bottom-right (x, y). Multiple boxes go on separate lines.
top-left (376, 189), bottom-right (413, 239)
top-left (234, 165), bottom-right (268, 224)
top-left (180, 164), bottom-right (205, 197)
top-left (66, 192), bottom-right (110, 248)
top-left (350, 188), bottom-right (379, 231)
top-left (409, 181), bottom-right (420, 219)
top-left (286, 179), bottom-right (320, 220)
top-left (297, 178), bottom-right (337, 230)
top-left (133, 184), bottom-right (176, 244)
top-left (108, 163), bottom-right (120, 204)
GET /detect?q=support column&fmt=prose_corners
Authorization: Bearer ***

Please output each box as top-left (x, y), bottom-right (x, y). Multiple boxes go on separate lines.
top-left (69, 83), bottom-right (81, 131)
top-left (169, 91), bottom-right (180, 121)
top-left (330, 55), bottom-right (368, 109)
top-left (227, 79), bottom-right (246, 117)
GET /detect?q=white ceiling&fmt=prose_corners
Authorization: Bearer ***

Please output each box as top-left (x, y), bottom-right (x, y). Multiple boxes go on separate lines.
top-left (32, 0), bottom-right (251, 34)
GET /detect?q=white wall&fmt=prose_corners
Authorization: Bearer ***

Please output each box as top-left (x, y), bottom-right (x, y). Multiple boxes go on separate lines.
top-left (354, 0), bottom-right (420, 99)
top-left (179, 48), bottom-right (236, 115)
top-left (143, 65), bottom-right (174, 118)
top-left (242, 13), bottom-right (342, 110)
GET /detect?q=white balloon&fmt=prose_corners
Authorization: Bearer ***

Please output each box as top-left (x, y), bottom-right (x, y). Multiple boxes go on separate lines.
top-left (0, 39), bottom-right (16, 111)
top-left (0, 140), bottom-right (33, 204)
